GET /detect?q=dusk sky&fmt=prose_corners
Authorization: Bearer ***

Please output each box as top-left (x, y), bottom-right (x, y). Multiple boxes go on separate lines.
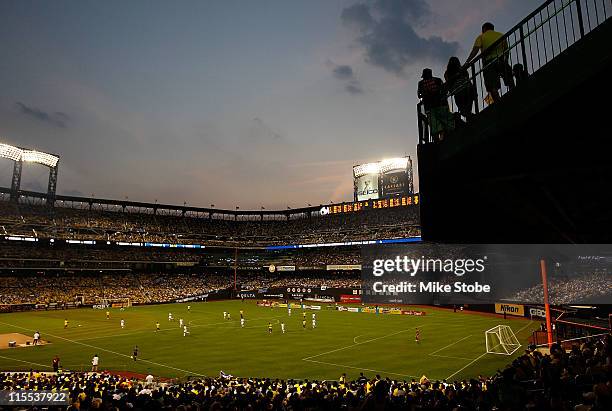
top-left (0, 0), bottom-right (534, 209)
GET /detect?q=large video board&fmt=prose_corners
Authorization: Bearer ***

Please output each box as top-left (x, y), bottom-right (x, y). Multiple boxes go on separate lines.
top-left (353, 157), bottom-right (413, 201)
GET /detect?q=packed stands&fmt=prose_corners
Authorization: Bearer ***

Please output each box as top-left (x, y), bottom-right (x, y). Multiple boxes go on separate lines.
top-left (0, 271), bottom-right (360, 306)
top-left (0, 199), bottom-right (420, 247)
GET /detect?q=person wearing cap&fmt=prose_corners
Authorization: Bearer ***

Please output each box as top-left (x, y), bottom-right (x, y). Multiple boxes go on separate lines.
top-left (418, 68), bottom-right (453, 141)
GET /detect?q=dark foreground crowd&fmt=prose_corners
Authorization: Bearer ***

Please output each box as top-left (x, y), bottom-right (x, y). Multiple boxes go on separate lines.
top-left (0, 334), bottom-right (610, 411)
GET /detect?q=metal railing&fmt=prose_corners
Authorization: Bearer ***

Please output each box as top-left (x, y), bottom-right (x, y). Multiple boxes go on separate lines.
top-left (418, 0), bottom-right (610, 144)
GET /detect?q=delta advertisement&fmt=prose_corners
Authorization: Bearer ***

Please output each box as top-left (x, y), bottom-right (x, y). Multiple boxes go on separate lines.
top-left (236, 287), bottom-right (361, 302)
top-left (355, 174), bottom-right (379, 201)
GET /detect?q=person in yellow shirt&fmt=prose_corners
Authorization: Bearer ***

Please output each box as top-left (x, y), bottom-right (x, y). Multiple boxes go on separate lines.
top-left (465, 22), bottom-right (515, 103)
top-left (64, 319), bottom-right (69, 329)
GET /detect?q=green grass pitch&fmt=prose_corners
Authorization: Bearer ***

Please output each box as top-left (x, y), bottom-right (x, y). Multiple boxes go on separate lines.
top-left (0, 301), bottom-right (539, 381)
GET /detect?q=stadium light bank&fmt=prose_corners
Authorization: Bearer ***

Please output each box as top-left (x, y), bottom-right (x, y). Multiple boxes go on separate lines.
top-left (0, 141), bottom-right (60, 204)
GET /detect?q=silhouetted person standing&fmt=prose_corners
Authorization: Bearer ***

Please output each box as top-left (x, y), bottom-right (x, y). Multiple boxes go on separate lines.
top-left (418, 68), bottom-right (452, 141)
top-left (465, 22), bottom-right (514, 103)
top-left (444, 57), bottom-right (476, 120)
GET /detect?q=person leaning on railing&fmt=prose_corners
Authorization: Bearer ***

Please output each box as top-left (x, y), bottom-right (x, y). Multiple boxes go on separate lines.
top-left (444, 56), bottom-right (476, 121)
top-left (465, 22), bottom-right (515, 103)
top-left (418, 68), bottom-right (454, 141)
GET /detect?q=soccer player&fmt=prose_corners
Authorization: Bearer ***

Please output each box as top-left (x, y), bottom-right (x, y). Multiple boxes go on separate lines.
top-left (312, 318), bottom-right (316, 329)
top-left (240, 310), bottom-right (244, 319)
top-left (268, 322), bottom-right (272, 334)
top-left (303, 311), bottom-right (306, 319)
top-left (120, 319), bottom-right (125, 329)
top-left (187, 305), bottom-right (191, 312)
top-left (281, 322), bottom-right (285, 334)
top-left (64, 319), bottom-right (69, 329)
top-left (312, 313), bottom-right (316, 320)
top-left (106, 311), bottom-right (110, 320)
top-left (302, 319), bottom-right (306, 329)
top-left (155, 321), bottom-right (160, 332)
top-left (223, 311), bottom-right (227, 320)
top-left (168, 312), bottom-right (173, 321)
top-left (240, 318), bottom-right (245, 328)
top-left (183, 325), bottom-right (189, 337)
top-left (288, 307), bottom-right (292, 316)
top-left (415, 327), bottom-right (420, 344)
top-left (179, 318), bottom-right (184, 328)
top-left (52, 355), bottom-right (60, 373)
top-left (91, 354), bottom-right (99, 372)
top-left (33, 331), bottom-right (40, 346)
top-left (227, 313), bottom-right (231, 320)
top-left (132, 345), bottom-right (139, 361)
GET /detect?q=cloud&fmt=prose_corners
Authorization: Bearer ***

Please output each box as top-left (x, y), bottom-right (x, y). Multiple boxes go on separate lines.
top-left (15, 102), bottom-right (70, 128)
top-left (251, 117), bottom-right (284, 141)
top-left (345, 80), bottom-right (364, 95)
top-left (332, 65), bottom-right (354, 80)
top-left (330, 63), bottom-right (364, 95)
top-left (342, 0), bottom-right (459, 75)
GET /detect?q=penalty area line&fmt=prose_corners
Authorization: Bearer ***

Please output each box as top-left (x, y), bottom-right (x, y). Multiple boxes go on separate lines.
top-left (0, 354), bottom-right (52, 369)
top-left (0, 321), bottom-right (204, 377)
top-left (303, 326), bottom-right (424, 361)
top-left (429, 335), bottom-right (472, 356)
top-left (445, 321), bottom-right (535, 381)
top-left (302, 358), bottom-right (418, 379)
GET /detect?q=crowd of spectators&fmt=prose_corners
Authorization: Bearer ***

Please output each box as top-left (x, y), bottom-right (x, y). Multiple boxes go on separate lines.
top-left (0, 200), bottom-right (420, 247)
top-left (0, 270), bottom-right (361, 306)
top-left (507, 271), bottom-right (612, 305)
top-left (0, 272), bottom-right (233, 306)
top-left (0, 334), bottom-right (609, 410)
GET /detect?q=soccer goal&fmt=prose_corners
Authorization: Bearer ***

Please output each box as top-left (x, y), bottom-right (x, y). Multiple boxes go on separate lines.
top-left (485, 325), bottom-right (521, 355)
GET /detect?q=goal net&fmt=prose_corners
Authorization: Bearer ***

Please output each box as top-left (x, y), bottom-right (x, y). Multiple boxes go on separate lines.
top-left (485, 325), bottom-right (521, 355)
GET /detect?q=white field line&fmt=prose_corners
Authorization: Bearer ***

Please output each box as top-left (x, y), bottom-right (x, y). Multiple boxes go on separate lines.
top-left (429, 335), bottom-right (472, 356)
top-left (0, 354), bottom-right (52, 369)
top-left (429, 354), bottom-right (475, 361)
top-left (303, 325), bottom-right (425, 361)
top-left (0, 321), bottom-right (204, 377)
top-left (302, 358), bottom-right (418, 379)
top-left (353, 335), bottom-right (364, 344)
top-left (445, 321), bottom-right (535, 380)
top-left (446, 352), bottom-right (489, 380)
top-left (71, 315), bottom-right (284, 342)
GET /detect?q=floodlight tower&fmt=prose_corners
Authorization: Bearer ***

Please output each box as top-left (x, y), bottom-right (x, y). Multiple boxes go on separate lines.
top-left (0, 142), bottom-right (60, 205)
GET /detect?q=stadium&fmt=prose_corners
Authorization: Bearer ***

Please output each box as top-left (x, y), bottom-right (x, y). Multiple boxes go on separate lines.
top-left (1, 0), bottom-right (611, 410)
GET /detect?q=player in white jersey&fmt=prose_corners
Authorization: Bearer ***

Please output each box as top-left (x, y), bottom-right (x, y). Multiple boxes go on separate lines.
top-left (223, 311), bottom-right (227, 320)
top-left (281, 322), bottom-right (286, 333)
top-left (312, 313), bottom-right (316, 320)
top-left (179, 318), bottom-right (184, 328)
top-left (240, 318), bottom-right (245, 328)
top-left (187, 305), bottom-right (191, 312)
top-left (312, 319), bottom-right (316, 329)
top-left (183, 325), bottom-right (189, 337)
top-left (168, 312), bottom-right (173, 321)
top-left (120, 319), bottom-right (125, 329)
top-left (288, 307), bottom-right (292, 316)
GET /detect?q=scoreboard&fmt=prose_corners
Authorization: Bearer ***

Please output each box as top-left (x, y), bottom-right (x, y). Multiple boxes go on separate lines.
top-left (353, 157), bottom-right (414, 201)
top-left (320, 194), bottom-right (419, 215)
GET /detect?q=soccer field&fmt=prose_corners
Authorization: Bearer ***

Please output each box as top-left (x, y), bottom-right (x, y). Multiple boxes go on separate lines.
top-left (0, 301), bottom-right (539, 381)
